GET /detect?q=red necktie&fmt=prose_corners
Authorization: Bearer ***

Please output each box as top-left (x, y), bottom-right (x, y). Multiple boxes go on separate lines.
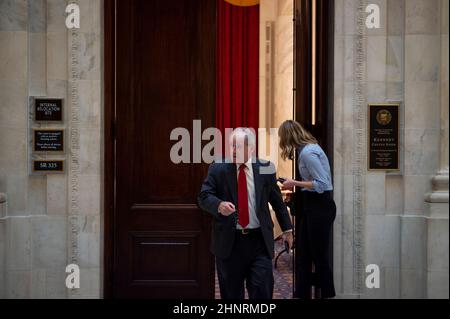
top-left (238, 165), bottom-right (249, 228)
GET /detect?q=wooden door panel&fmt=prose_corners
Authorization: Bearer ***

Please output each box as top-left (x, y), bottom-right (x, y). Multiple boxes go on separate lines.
top-left (131, 231), bottom-right (200, 281)
top-left (113, 0), bottom-right (215, 298)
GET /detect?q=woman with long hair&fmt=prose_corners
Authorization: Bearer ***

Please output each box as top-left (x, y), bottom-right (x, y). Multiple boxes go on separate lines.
top-left (278, 120), bottom-right (336, 299)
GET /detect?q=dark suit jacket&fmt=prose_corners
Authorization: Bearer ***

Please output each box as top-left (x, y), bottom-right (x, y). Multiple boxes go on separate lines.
top-left (198, 159), bottom-right (293, 259)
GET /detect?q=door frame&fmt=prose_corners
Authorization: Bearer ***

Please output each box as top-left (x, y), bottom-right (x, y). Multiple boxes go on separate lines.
top-left (294, 0), bottom-right (334, 298)
top-left (295, 0), bottom-right (334, 156)
top-left (103, 0), bottom-right (115, 299)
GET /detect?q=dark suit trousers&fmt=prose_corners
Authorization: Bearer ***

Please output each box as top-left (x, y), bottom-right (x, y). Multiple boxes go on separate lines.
top-left (296, 191), bottom-right (336, 299)
top-left (216, 230), bottom-right (274, 299)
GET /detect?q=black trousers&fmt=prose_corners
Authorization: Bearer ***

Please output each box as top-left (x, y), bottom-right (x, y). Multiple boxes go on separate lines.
top-left (296, 191), bottom-right (336, 299)
top-left (216, 230), bottom-right (273, 299)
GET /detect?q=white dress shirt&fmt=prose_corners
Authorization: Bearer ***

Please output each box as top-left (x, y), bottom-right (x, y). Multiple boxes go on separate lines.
top-left (236, 160), bottom-right (260, 230)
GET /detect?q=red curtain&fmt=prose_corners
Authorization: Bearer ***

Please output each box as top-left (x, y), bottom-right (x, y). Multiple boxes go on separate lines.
top-left (216, 0), bottom-right (260, 156)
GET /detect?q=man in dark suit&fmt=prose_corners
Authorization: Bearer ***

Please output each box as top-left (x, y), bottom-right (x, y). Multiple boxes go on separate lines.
top-left (198, 128), bottom-right (293, 299)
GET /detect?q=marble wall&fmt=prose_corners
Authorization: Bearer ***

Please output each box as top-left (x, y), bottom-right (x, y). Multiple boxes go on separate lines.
top-left (0, 0), bottom-right (102, 298)
top-left (334, 0), bottom-right (449, 299)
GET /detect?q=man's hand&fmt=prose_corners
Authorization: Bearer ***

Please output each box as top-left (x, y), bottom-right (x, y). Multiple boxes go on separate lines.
top-left (282, 231), bottom-right (294, 250)
top-left (218, 201), bottom-right (236, 216)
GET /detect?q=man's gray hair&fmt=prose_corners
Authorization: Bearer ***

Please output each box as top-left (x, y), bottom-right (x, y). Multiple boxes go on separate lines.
top-left (229, 127), bottom-right (257, 148)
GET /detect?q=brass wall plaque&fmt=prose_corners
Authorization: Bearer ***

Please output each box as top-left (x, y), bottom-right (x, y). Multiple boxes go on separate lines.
top-left (34, 98), bottom-right (63, 122)
top-left (33, 129), bottom-right (65, 152)
top-left (32, 160), bottom-right (64, 173)
top-left (368, 103), bottom-right (400, 171)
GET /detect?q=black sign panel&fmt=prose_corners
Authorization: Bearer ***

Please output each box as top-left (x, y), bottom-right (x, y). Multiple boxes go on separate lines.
top-left (33, 160), bottom-right (64, 173)
top-left (34, 98), bottom-right (63, 122)
top-left (368, 103), bottom-right (400, 171)
top-left (34, 129), bottom-right (64, 152)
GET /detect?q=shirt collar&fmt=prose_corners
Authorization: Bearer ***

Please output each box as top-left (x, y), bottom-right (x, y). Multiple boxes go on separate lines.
top-left (236, 158), bottom-right (253, 171)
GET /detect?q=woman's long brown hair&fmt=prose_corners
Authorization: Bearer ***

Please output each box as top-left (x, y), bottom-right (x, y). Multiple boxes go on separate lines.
top-left (278, 120), bottom-right (318, 160)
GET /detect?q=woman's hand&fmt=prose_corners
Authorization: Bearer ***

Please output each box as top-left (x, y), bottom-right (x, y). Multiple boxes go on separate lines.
top-left (281, 178), bottom-right (297, 191)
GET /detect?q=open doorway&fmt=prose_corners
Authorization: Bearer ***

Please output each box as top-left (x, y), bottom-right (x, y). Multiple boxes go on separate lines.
top-left (258, 0), bottom-right (335, 300)
top-left (257, 0), bottom-right (295, 300)
top-left (104, 0), bottom-right (333, 299)
top-left (212, 0), bottom-right (334, 299)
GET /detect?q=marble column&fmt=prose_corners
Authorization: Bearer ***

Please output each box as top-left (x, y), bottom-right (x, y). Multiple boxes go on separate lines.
top-left (425, 0), bottom-right (449, 203)
top-left (424, 0), bottom-right (449, 299)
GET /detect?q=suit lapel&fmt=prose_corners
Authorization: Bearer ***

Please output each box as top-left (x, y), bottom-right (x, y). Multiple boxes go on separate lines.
top-left (252, 160), bottom-right (262, 214)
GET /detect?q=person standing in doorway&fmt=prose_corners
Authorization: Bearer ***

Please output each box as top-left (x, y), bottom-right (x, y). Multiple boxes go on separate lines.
top-left (278, 120), bottom-right (336, 299)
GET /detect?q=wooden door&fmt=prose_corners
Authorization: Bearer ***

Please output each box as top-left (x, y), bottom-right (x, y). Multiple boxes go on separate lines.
top-left (105, 0), bottom-right (216, 298)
